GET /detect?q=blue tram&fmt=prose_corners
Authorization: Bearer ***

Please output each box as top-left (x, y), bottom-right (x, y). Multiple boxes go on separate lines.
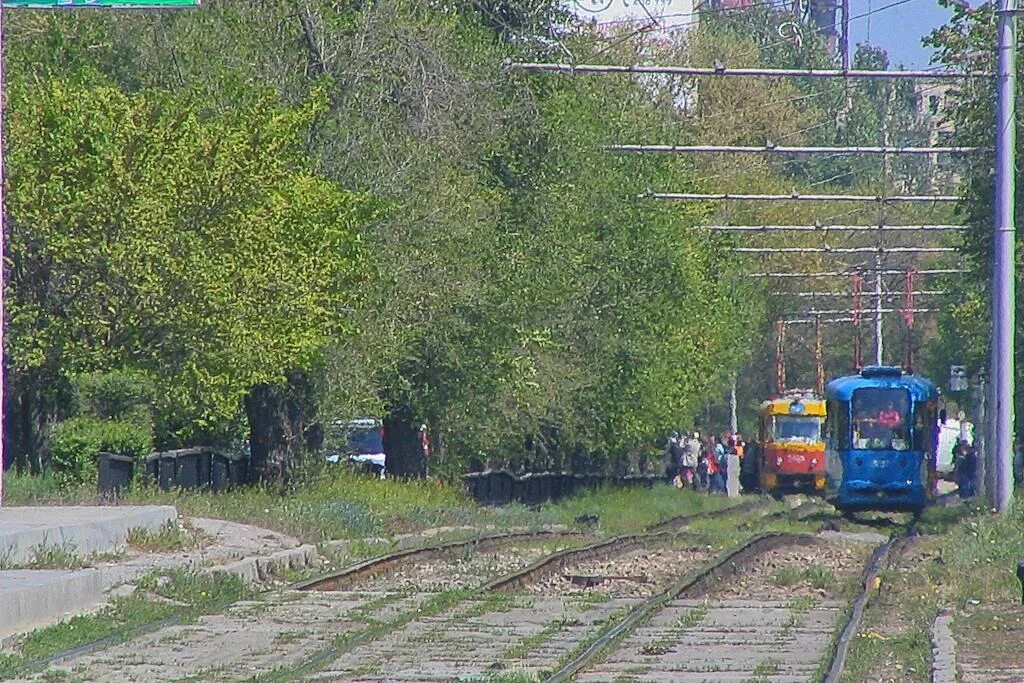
top-left (824, 366), bottom-right (940, 512)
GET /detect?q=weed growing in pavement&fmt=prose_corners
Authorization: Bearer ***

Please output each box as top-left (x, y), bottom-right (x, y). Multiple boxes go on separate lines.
top-left (744, 658), bottom-right (781, 682)
top-left (501, 617), bottom-right (574, 661)
top-left (126, 520), bottom-right (205, 553)
top-left (0, 541), bottom-right (124, 570)
top-left (772, 564), bottom-right (834, 590)
top-left (788, 595), bottom-right (818, 614)
top-left (346, 589), bottom-right (414, 625)
top-left (568, 590), bottom-right (612, 610)
top-left (638, 606), bottom-right (707, 656)
top-left (463, 671), bottom-right (539, 683)
top-left (0, 570), bottom-right (249, 679)
top-left (455, 593), bottom-right (528, 619)
top-left (254, 588), bottom-right (475, 682)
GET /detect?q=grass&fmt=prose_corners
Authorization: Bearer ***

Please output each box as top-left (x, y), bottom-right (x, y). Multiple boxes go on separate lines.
top-left (0, 570), bottom-right (250, 680)
top-left (0, 542), bottom-right (123, 570)
top-left (772, 563), bottom-right (834, 590)
top-left (837, 500), bottom-right (1019, 682)
top-left (2, 468), bottom-right (749, 545)
top-left (501, 617), bottom-right (577, 661)
top-left (126, 520), bottom-right (205, 553)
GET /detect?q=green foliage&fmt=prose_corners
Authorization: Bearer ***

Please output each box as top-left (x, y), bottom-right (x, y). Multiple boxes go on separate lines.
top-left (72, 369), bottom-right (154, 422)
top-left (923, 2), bottom-right (1023, 427)
top-left (6, 73), bottom-right (375, 448)
top-left (2, 2), bottom-right (773, 474)
top-left (49, 416), bottom-right (153, 489)
top-left (126, 520), bottom-right (204, 553)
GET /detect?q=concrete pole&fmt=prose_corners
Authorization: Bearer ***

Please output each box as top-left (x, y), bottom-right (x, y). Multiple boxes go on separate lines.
top-left (0, 5), bottom-right (6, 508)
top-left (729, 377), bottom-right (738, 435)
top-left (874, 250), bottom-right (884, 366)
top-left (992, 0), bottom-right (1017, 512)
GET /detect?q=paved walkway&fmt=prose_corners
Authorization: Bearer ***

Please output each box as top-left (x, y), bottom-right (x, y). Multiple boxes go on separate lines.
top-left (944, 603), bottom-right (1024, 682)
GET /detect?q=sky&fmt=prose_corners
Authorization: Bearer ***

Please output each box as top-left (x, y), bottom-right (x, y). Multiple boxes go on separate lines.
top-left (565, 1), bottom-right (960, 69)
top-left (846, 2), bottom-right (956, 69)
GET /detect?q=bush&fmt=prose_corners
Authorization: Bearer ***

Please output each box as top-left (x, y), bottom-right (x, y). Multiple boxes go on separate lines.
top-left (50, 417), bottom-right (153, 490)
top-left (72, 369), bottom-right (154, 422)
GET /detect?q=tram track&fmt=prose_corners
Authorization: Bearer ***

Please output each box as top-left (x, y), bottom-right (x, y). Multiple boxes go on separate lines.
top-left (544, 532), bottom-right (811, 682)
top-left (7, 500), bottom-right (763, 682)
top-left (821, 519), bottom-right (921, 683)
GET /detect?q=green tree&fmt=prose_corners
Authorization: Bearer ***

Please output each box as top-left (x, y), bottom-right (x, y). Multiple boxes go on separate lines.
top-left (5, 77), bottom-right (375, 475)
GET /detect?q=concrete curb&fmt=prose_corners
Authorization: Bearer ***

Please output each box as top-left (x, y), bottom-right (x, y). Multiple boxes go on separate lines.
top-left (205, 544), bottom-right (320, 584)
top-left (931, 609), bottom-right (957, 683)
top-left (0, 569), bottom-right (103, 640)
top-left (0, 506), bottom-right (177, 565)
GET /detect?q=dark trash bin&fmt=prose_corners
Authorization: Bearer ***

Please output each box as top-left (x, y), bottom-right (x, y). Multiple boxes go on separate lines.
top-left (227, 452), bottom-right (249, 486)
top-left (174, 448), bottom-right (213, 490)
top-left (97, 452), bottom-right (135, 498)
top-left (487, 470), bottom-right (515, 506)
top-left (144, 453), bottom-right (160, 486)
top-left (462, 473), bottom-right (483, 503)
top-left (158, 454), bottom-right (177, 491)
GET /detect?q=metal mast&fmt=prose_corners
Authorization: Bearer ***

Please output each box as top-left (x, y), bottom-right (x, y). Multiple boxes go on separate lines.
top-left (992, 0), bottom-right (1017, 512)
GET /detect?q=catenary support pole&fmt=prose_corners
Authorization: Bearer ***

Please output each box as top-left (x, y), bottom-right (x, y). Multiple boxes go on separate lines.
top-left (841, 0), bottom-right (851, 72)
top-left (729, 377), bottom-right (738, 434)
top-left (0, 4), bottom-right (5, 508)
top-left (874, 250), bottom-right (883, 365)
top-left (992, 0), bottom-right (1017, 512)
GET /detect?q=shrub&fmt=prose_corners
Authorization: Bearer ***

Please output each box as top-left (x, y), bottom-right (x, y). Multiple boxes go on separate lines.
top-left (72, 369), bottom-right (154, 423)
top-left (49, 417), bottom-right (153, 489)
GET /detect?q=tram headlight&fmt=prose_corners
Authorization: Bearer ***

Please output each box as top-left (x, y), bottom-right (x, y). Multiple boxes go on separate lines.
top-left (811, 457), bottom-right (819, 467)
top-left (776, 457), bottom-right (783, 467)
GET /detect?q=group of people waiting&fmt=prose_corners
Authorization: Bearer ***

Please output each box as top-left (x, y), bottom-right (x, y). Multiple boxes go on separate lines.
top-left (665, 431), bottom-right (744, 494)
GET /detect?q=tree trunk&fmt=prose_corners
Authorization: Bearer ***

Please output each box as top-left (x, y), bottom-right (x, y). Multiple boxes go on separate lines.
top-left (4, 369), bottom-right (56, 475)
top-left (244, 369), bottom-right (318, 484)
top-left (382, 401), bottom-right (425, 478)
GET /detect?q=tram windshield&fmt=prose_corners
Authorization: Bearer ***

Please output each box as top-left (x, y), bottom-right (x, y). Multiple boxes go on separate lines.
top-left (771, 416), bottom-right (823, 442)
top-left (851, 388), bottom-right (912, 451)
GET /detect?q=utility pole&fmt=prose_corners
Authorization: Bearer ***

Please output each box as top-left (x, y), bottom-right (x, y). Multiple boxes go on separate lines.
top-left (729, 377), bottom-right (738, 434)
top-left (874, 250), bottom-right (884, 365)
top-left (992, 0), bottom-right (1017, 512)
top-left (840, 0), bottom-right (850, 71)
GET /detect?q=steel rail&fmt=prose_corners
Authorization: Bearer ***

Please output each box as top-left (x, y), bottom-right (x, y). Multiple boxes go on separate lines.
top-left (267, 503), bottom-right (767, 682)
top-left (293, 529), bottom-right (578, 591)
top-left (506, 61), bottom-right (989, 79)
top-left (608, 144), bottom-right (982, 155)
top-left (544, 533), bottom-right (821, 683)
top-left (822, 525), bottom-right (918, 682)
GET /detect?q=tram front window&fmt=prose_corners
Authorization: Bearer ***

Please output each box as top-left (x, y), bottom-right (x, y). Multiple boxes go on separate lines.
top-left (851, 388), bottom-right (911, 450)
top-left (772, 416), bottom-right (822, 442)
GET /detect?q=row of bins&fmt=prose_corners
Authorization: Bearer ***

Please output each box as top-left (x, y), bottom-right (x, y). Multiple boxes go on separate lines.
top-left (462, 471), bottom-right (661, 506)
top-left (97, 448), bottom-right (249, 497)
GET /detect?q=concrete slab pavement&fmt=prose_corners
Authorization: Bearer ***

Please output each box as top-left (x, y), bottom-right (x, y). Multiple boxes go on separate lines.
top-left (0, 505), bottom-right (177, 565)
top-left (0, 505), bottom-right (175, 643)
top-left (0, 570), bottom-right (102, 640)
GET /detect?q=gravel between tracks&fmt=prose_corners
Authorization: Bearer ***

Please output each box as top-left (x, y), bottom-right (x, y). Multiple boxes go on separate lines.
top-left (526, 544), bottom-right (718, 599)
top-left (578, 534), bottom-right (882, 683)
top-left (341, 540), bottom-right (579, 592)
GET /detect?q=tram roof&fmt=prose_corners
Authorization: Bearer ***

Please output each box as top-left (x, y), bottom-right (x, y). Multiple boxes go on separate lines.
top-left (825, 365), bottom-right (939, 403)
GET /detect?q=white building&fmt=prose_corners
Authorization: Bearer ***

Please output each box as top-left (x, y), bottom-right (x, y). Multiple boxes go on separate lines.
top-left (565, 0), bottom-right (698, 34)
